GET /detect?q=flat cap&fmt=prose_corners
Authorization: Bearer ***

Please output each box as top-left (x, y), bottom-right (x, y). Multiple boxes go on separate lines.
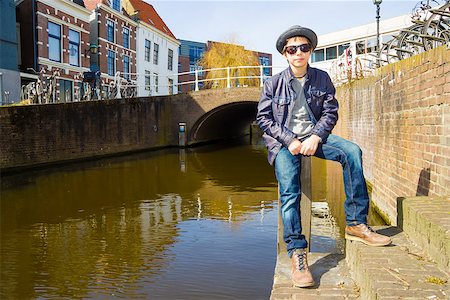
top-left (276, 25), bottom-right (318, 54)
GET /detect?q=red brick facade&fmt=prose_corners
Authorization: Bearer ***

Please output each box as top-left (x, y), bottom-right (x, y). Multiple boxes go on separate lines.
top-left (17, 0), bottom-right (91, 102)
top-left (328, 46), bottom-right (450, 224)
top-left (94, 5), bottom-right (137, 88)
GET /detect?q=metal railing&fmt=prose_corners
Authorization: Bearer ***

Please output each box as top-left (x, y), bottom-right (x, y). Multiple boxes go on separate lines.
top-left (329, 0), bottom-right (449, 86)
top-left (90, 65), bottom-right (285, 100)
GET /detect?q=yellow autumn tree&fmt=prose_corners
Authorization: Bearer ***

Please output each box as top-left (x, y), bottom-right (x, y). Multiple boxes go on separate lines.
top-left (198, 40), bottom-right (260, 89)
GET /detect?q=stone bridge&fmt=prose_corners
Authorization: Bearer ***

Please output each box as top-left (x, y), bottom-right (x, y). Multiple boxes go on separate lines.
top-left (0, 87), bottom-right (263, 171)
top-left (173, 87), bottom-right (261, 145)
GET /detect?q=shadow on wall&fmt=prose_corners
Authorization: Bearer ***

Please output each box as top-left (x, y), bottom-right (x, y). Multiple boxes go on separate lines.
top-left (416, 167), bottom-right (431, 196)
top-left (397, 167), bottom-right (431, 229)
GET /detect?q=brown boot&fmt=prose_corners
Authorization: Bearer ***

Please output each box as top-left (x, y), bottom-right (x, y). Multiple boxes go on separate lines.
top-left (345, 224), bottom-right (392, 246)
top-left (291, 249), bottom-right (315, 288)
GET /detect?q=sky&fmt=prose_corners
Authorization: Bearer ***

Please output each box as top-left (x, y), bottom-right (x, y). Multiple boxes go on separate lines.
top-left (149, 0), bottom-right (420, 68)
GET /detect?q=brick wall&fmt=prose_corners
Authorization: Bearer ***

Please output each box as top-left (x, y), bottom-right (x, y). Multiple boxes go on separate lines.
top-left (0, 97), bottom-right (176, 171)
top-left (328, 45), bottom-right (449, 225)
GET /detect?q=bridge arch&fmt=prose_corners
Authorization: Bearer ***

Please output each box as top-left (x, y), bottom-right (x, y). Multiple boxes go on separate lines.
top-left (181, 87), bottom-right (262, 145)
top-left (189, 101), bottom-right (258, 144)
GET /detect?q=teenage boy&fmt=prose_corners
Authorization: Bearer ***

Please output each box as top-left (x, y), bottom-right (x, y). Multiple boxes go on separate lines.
top-left (256, 25), bottom-right (391, 288)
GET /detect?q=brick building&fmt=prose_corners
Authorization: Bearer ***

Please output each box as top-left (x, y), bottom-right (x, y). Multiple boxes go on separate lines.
top-left (178, 39), bottom-right (207, 93)
top-left (84, 0), bottom-right (137, 98)
top-left (16, 0), bottom-right (92, 102)
top-left (0, 0), bottom-right (20, 105)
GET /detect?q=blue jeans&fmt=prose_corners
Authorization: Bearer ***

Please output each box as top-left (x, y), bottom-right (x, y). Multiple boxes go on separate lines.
top-left (274, 134), bottom-right (369, 256)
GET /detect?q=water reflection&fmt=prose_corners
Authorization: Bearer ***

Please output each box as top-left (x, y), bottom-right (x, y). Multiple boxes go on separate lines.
top-left (0, 142), bottom-right (278, 299)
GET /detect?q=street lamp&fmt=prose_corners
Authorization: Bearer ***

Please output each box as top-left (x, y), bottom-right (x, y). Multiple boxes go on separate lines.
top-left (84, 44), bottom-right (98, 56)
top-left (373, 0), bottom-right (382, 67)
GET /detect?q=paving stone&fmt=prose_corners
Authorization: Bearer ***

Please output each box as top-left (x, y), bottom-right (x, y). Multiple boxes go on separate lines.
top-left (346, 226), bottom-right (450, 300)
top-left (270, 292), bottom-right (293, 300)
top-left (271, 198), bottom-right (450, 299)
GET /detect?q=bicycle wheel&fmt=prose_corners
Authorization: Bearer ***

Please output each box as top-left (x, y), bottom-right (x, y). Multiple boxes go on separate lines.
top-left (396, 24), bottom-right (425, 60)
top-left (380, 37), bottom-right (401, 65)
top-left (422, 2), bottom-right (450, 50)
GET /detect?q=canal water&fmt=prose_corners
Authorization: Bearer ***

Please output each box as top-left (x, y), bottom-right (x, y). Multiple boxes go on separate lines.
top-left (0, 139), bottom-right (382, 299)
top-left (1, 141), bottom-right (280, 299)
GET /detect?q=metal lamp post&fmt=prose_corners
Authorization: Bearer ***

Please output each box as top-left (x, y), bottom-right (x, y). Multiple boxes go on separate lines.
top-left (373, 0), bottom-right (382, 67)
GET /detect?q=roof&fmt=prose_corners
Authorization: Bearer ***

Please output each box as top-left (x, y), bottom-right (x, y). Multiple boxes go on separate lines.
top-left (127, 0), bottom-right (176, 39)
top-left (83, 0), bottom-right (134, 19)
top-left (83, 0), bottom-right (104, 11)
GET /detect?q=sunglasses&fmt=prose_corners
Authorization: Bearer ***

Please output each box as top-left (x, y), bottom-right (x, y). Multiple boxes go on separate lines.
top-left (284, 44), bottom-right (312, 55)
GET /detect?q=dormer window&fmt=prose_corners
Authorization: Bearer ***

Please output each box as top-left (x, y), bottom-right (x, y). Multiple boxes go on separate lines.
top-left (148, 18), bottom-right (155, 25)
top-left (112, 0), bottom-right (121, 12)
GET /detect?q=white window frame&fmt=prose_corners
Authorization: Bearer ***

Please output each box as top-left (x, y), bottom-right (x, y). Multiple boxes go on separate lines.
top-left (107, 50), bottom-right (116, 76)
top-left (48, 21), bottom-right (62, 62)
top-left (106, 19), bottom-right (115, 43)
top-left (144, 39), bottom-right (151, 62)
top-left (68, 29), bottom-right (80, 66)
top-left (123, 27), bottom-right (130, 49)
top-left (154, 72), bottom-right (158, 93)
top-left (145, 70), bottom-right (151, 91)
top-left (123, 54), bottom-right (130, 80)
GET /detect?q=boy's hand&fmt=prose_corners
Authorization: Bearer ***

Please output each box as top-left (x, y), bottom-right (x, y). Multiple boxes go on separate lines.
top-left (299, 135), bottom-right (321, 156)
top-left (288, 139), bottom-right (302, 155)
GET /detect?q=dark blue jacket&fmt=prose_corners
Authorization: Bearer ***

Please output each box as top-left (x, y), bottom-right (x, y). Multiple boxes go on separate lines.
top-left (256, 65), bottom-right (339, 165)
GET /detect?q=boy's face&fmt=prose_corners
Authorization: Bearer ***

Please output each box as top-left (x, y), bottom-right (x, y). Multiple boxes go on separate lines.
top-left (282, 36), bottom-right (312, 69)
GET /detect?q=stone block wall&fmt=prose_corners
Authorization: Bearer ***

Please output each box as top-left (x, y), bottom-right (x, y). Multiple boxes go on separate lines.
top-left (329, 46), bottom-right (449, 224)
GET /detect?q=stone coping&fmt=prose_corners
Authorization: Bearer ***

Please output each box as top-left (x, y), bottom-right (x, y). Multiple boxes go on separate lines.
top-left (346, 226), bottom-right (449, 300)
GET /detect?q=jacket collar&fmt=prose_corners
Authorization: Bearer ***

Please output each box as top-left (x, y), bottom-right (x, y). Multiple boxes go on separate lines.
top-left (284, 64), bottom-right (313, 83)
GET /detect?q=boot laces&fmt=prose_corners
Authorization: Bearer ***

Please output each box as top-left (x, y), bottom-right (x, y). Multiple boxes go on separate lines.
top-left (293, 250), bottom-right (308, 271)
top-left (361, 224), bottom-right (374, 235)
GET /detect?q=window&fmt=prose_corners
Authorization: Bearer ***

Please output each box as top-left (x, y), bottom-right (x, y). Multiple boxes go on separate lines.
top-left (154, 73), bottom-right (158, 93)
top-left (76, 82), bottom-right (84, 101)
top-left (311, 49), bottom-right (324, 63)
top-left (367, 37), bottom-right (378, 53)
top-left (123, 27), bottom-right (130, 49)
top-left (189, 65), bottom-right (196, 73)
top-left (356, 40), bottom-right (365, 55)
top-left (107, 19), bottom-right (115, 43)
top-left (153, 43), bottom-right (159, 65)
top-left (382, 33), bottom-right (398, 44)
top-left (168, 78), bottom-right (174, 95)
top-left (107, 50), bottom-right (115, 76)
top-left (112, 0), bottom-right (120, 11)
top-left (259, 56), bottom-right (271, 76)
top-left (189, 46), bottom-right (203, 63)
top-left (59, 79), bottom-right (73, 102)
top-left (168, 49), bottom-right (173, 70)
top-left (145, 70), bottom-right (151, 91)
top-left (197, 66), bottom-right (204, 76)
top-left (69, 29), bottom-right (80, 66)
top-left (123, 55), bottom-right (130, 80)
top-left (338, 43), bottom-right (350, 56)
top-left (325, 46), bottom-right (337, 60)
top-left (48, 21), bottom-right (61, 62)
top-left (144, 39), bottom-right (151, 61)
